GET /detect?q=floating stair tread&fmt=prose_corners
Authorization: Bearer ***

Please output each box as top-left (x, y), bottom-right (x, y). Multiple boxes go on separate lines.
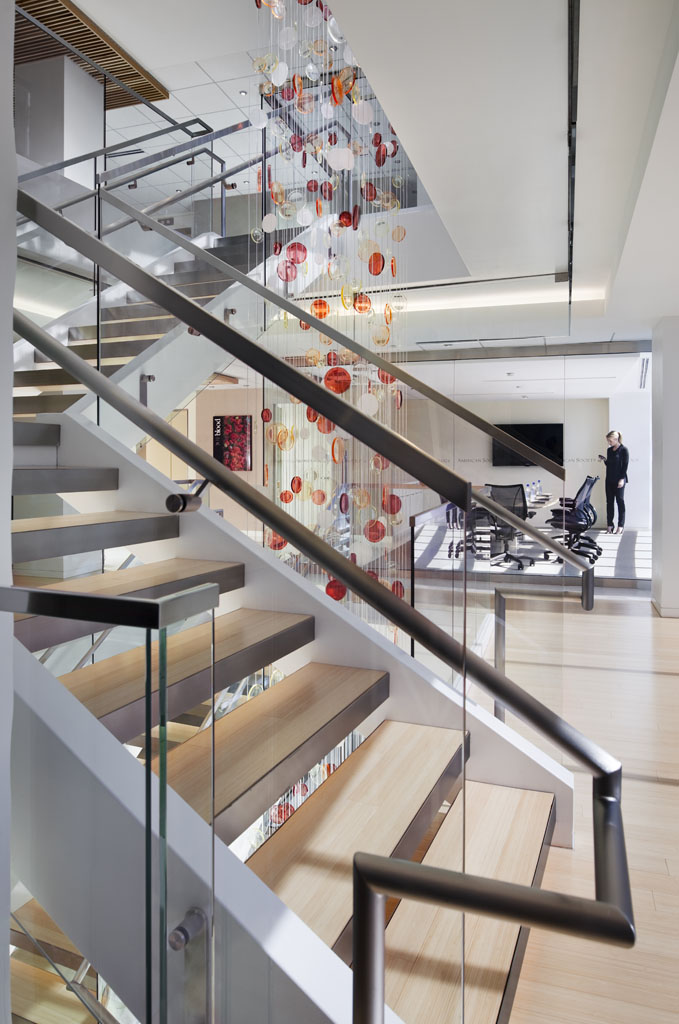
top-left (162, 663), bottom-right (389, 822)
top-left (12, 466), bottom-right (119, 495)
top-left (11, 900), bottom-right (81, 962)
top-left (247, 720), bottom-right (464, 948)
top-left (384, 781), bottom-right (554, 1024)
top-left (13, 366), bottom-right (123, 387)
top-left (11, 510), bottom-right (174, 534)
top-left (13, 558), bottom-right (243, 622)
top-left (10, 959), bottom-right (93, 1024)
top-left (13, 395), bottom-right (81, 413)
top-left (58, 607), bottom-right (314, 721)
top-left (12, 422), bottom-right (60, 446)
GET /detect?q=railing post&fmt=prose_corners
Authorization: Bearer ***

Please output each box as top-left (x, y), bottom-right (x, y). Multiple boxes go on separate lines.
top-left (410, 520), bottom-right (415, 658)
top-left (493, 590), bottom-right (506, 722)
top-left (353, 857), bottom-right (386, 1024)
top-left (581, 566), bottom-right (594, 610)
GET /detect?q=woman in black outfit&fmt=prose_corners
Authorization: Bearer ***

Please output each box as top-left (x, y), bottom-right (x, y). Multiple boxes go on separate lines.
top-left (598, 430), bottom-right (629, 534)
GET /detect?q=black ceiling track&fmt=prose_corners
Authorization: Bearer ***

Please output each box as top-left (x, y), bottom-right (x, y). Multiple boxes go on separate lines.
top-left (568, 0), bottom-right (581, 329)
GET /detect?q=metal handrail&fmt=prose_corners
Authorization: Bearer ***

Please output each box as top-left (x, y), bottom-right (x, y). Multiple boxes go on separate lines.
top-left (15, 5), bottom-right (211, 141)
top-left (17, 119), bottom-right (211, 184)
top-left (98, 187), bottom-right (566, 481)
top-left (13, 309), bottom-right (635, 1009)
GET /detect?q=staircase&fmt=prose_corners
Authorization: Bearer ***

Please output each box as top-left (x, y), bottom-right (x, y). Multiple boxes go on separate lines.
top-left (10, 413), bottom-right (568, 1024)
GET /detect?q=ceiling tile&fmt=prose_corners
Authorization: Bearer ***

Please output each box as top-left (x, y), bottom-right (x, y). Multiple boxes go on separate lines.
top-left (151, 62), bottom-right (212, 90)
top-left (197, 52), bottom-right (257, 82)
top-left (106, 106), bottom-right (152, 130)
top-left (174, 83), bottom-right (237, 115)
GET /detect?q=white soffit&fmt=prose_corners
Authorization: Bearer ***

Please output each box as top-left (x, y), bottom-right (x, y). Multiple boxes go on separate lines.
top-left (331, 0), bottom-right (567, 281)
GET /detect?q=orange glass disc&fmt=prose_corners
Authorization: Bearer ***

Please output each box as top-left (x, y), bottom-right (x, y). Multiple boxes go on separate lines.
top-left (317, 416), bottom-right (334, 434)
top-left (392, 225), bottom-right (406, 242)
top-left (270, 181), bottom-right (285, 205)
top-left (353, 487), bottom-right (370, 509)
top-left (310, 298), bottom-right (330, 319)
top-left (331, 76), bottom-right (343, 105)
top-left (291, 476), bottom-right (302, 494)
top-left (324, 366), bottom-right (351, 394)
top-left (277, 427), bottom-right (295, 451)
top-left (280, 490), bottom-right (293, 503)
top-left (267, 529), bottom-right (288, 550)
top-left (305, 348), bottom-right (322, 366)
top-left (264, 463), bottom-right (269, 485)
top-left (332, 436), bottom-right (345, 463)
top-left (316, 198), bottom-right (323, 216)
top-left (391, 257), bottom-right (397, 277)
top-left (368, 252), bottom-right (385, 276)
top-left (378, 368), bottom-right (396, 385)
top-left (371, 325), bottom-right (390, 346)
top-left (311, 489), bottom-right (327, 505)
top-left (339, 65), bottom-right (356, 94)
top-left (296, 92), bottom-right (314, 115)
top-left (384, 303), bottom-right (393, 325)
top-left (341, 285), bottom-right (355, 310)
top-left (300, 319), bottom-right (311, 331)
top-left (306, 406), bottom-right (319, 422)
top-left (261, 408), bottom-right (272, 422)
top-left (293, 73), bottom-right (303, 96)
top-left (353, 293), bottom-right (372, 314)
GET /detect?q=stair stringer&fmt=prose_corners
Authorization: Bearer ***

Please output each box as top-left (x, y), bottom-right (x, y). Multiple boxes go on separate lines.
top-left (36, 410), bottom-right (574, 848)
top-left (12, 640), bottom-right (405, 1024)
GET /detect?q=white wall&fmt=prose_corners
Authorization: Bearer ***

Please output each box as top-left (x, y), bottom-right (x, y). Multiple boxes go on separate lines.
top-left (652, 319), bottom-right (679, 615)
top-left (1, 0), bottom-right (16, 1017)
top-left (405, 397), bottom-right (610, 523)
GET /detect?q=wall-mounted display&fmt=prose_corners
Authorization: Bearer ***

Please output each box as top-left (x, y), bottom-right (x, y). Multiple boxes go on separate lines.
top-left (213, 415), bottom-right (252, 472)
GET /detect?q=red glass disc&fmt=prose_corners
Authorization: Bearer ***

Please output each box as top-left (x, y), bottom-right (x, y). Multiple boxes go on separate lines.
top-left (311, 489), bottom-right (327, 505)
top-left (261, 408), bottom-right (272, 422)
top-left (277, 260), bottom-right (297, 282)
top-left (382, 492), bottom-right (402, 515)
top-left (372, 454), bottom-right (390, 471)
top-left (280, 85), bottom-right (294, 101)
top-left (339, 492), bottom-right (349, 514)
top-left (307, 179), bottom-right (319, 193)
top-left (306, 406), bottom-right (319, 422)
top-left (290, 134), bottom-right (303, 152)
top-left (273, 241), bottom-right (282, 255)
top-left (366, 569), bottom-right (379, 580)
top-left (300, 319), bottom-right (311, 331)
top-left (291, 476), bottom-right (303, 494)
top-left (338, 210), bottom-right (352, 227)
top-left (326, 350), bottom-right (339, 366)
top-left (267, 530), bottom-right (288, 551)
top-left (352, 204), bottom-right (360, 230)
top-left (361, 181), bottom-right (377, 202)
top-left (302, 151), bottom-right (308, 167)
top-left (375, 143), bottom-right (387, 167)
top-left (353, 293), bottom-right (371, 314)
top-left (364, 519), bottom-right (386, 543)
top-left (324, 366), bottom-right (351, 393)
top-left (378, 368), bottom-right (396, 385)
top-left (320, 181), bottom-right (333, 200)
top-left (392, 580), bottom-right (405, 599)
top-left (368, 252), bottom-right (385, 276)
top-left (372, 132), bottom-right (382, 147)
top-left (310, 298), bottom-right (330, 319)
top-left (389, 139), bottom-right (399, 157)
top-left (317, 416), bottom-right (334, 434)
top-left (325, 578), bottom-right (347, 601)
top-left (287, 241), bottom-right (308, 264)
top-left (271, 802), bottom-right (293, 825)
top-left (332, 436), bottom-right (345, 463)
top-left (280, 490), bottom-right (293, 503)
top-left (395, 389), bottom-right (403, 409)
top-left (328, 131), bottom-right (337, 146)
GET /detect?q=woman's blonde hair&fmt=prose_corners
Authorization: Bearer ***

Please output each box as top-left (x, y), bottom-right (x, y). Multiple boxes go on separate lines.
top-left (606, 430), bottom-right (623, 443)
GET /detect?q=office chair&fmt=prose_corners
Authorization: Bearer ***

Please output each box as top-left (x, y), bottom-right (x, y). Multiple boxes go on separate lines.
top-left (546, 475), bottom-right (602, 563)
top-left (483, 483), bottom-right (537, 570)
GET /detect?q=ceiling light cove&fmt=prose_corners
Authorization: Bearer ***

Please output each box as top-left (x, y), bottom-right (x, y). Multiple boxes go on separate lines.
top-left (407, 285), bottom-right (606, 313)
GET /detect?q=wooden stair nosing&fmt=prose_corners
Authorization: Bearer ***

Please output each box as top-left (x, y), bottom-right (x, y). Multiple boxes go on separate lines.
top-left (58, 608), bottom-right (315, 743)
top-left (160, 663), bottom-right (390, 839)
top-left (11, 511), bottom-right (179, 563)
top-left (14, 559), bottom-right (244, 652)
top-left (10, 900), bottom-right (88, 975)
top-left (10, 958), bottom-right (94, 1024)
top-left (382, 783), bottom-right (555, 1024)
top-left (246, 721), bottom-right (467, 951)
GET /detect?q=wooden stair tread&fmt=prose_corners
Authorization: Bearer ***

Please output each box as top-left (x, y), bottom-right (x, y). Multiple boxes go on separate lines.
top-left (162, 663), bottom-right (389, 821)
top-left (12, 900), bottom-right (80, 959)
top-left (11, 510), bottom-right (174, 534)
top-left (10, 959), bottom-right (93, 1024)
top-left (247, 720), bottom-right (464, 948)
top-left (58, 607), bottom-right (314, 721)
top-left (384, 781), bottom-right (554, 1024)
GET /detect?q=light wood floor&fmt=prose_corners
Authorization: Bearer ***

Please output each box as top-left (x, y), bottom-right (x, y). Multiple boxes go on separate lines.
top-left (499, 592), bottom-right (679, 1023)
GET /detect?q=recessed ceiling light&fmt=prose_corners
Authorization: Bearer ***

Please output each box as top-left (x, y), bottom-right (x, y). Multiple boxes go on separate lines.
top-left (239, 89), bottom-right (247, 96)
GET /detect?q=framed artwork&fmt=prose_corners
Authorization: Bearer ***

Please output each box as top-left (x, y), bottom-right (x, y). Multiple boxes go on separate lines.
top-left (213, 415), bottom-right (252, 472)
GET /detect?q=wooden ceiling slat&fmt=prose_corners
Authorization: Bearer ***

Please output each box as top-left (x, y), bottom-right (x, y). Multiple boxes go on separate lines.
top-left (14, 0), bottom-right (169, 109)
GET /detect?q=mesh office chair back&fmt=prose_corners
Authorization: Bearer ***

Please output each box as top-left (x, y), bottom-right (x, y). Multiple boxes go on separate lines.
top-left (488, 483), bottom-right (528, 521)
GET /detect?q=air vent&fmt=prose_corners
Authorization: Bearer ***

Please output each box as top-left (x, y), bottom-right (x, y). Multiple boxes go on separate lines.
top-left (639, 357), bottom-right (649, 390)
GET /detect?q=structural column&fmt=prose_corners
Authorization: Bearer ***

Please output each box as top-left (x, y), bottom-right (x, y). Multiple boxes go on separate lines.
top-left (651, 317), bottom-right (679, 616)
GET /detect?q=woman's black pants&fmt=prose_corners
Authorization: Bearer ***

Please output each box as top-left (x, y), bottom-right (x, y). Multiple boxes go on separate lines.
top-left (606, 480), bottom-right (626, 528)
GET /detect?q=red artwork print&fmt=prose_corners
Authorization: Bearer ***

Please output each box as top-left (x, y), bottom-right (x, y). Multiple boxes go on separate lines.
top-left (378, 368), bottom-right (396, 385)
top-left (317, 416), bottom-right (334, 434)
top-left (306, 407), bottom-right (319, 422)
top-left (320, 181), bottom-right (333, 200)
top-left (364, 519), bottom-right (386, 543)
top-left (280, 490), bottom-right (294, 504)
top-left (361, 181), bottom-right (377, 202)
top-left (325, 578), bottom-right (347, 601)
top-left (261, 408), bottom-right (272, 422)
top-left (375, 143), bottom-right (387, 167)
top-left (287, 241), bottom-right (307, 264)
top-left (213, 415), bottom-right (252, 471)
top-left (392, 580), bottom-right (405, 599)
top-left (324, 366), bottom-right (351, 393)
top-left (277, 260), bottom-right (297, 282)
top-left (368, 252), bottom-right (385, 276)
top-left (291, 476), bottom-right (303, 494)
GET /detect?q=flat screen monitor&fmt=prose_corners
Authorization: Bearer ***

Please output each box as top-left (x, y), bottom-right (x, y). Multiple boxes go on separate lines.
top-left (492, 423), bottom-right (563, 468)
